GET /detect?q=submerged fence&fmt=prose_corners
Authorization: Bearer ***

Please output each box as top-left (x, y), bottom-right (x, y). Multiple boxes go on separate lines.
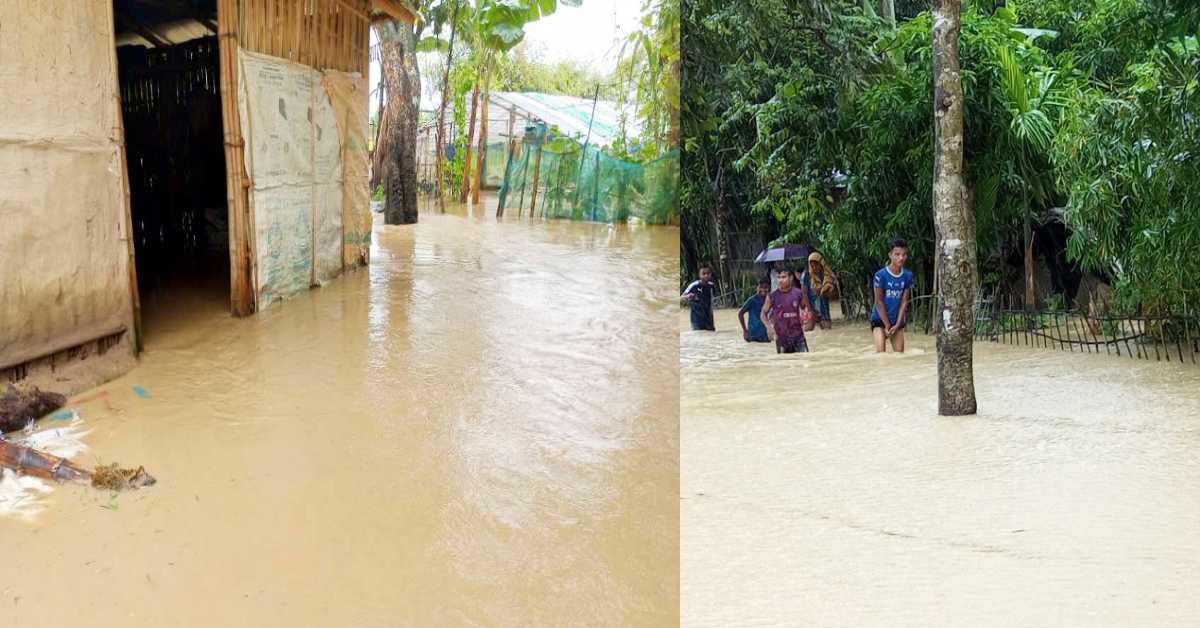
top-left (494, 128), bottom-right (679, 225)
top-left (907, 293), bottom-right (1200, 365)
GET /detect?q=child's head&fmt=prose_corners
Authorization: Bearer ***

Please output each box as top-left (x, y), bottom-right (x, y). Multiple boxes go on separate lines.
top-left (888, 238), bottom-right (908, 269)
top-left (699, 265), bottom-right (713, 283)
top-left (776, 267), bottom-right (793, 290)
top-left (757, 279), bottom-right (770, 296)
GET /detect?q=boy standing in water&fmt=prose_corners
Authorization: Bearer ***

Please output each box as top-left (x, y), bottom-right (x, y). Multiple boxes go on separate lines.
top-left (762, 268), bottom-right (812, 353)
top-left (871, 238), bottom-right (914, 353)
top-left (682, 265), bottom-right (716, 331)
top-left (738, 279), bottom-right (772, 343)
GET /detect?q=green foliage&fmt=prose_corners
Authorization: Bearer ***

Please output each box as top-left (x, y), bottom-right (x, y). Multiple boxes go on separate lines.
top-left (492, 43), bottom-right (614, 99)
top-left (615, 0), bottom-right (680, 155)
top-left (682, 0), bottom-right (1200, 311)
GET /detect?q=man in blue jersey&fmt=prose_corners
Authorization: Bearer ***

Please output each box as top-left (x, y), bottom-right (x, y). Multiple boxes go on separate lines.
top-left (871, 238), bottom-right (914, 353)
top-left (737, 279), bottom-right (771, 343)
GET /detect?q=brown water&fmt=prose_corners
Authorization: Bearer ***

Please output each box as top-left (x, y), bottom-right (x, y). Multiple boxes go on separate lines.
top-left (1, 203), bottom-right (679, 627)
top-left (682, 308), bottom-right (1200, 627)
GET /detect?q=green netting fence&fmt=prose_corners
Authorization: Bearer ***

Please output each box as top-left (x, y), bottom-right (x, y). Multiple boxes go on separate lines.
top-left (492, 125), bottom-right (678, 225)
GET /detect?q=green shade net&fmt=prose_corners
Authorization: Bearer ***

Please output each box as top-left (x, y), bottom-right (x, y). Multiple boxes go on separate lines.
top-left (492, 129), bottom-right (678, 225)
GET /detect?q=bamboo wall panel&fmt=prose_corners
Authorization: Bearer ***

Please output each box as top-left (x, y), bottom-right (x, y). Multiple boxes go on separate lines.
top-left (237, 0), bottom-right (370, 74)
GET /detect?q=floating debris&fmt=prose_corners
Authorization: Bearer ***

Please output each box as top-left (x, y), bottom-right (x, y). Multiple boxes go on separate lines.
top-left (92, 464), bottom-right (157, 491)
top-left (0, 383), bottom-right (66, 433)
top-left (0, 439), bottom-right (155, 492)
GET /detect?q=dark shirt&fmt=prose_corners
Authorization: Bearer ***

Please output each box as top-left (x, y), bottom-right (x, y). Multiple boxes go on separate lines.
top-left (685, 280), bottom-right (715, 331)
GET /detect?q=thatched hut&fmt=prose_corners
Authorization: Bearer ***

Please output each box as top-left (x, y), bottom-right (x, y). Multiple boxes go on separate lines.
top-left (0, 0), bottom-right (415, 391)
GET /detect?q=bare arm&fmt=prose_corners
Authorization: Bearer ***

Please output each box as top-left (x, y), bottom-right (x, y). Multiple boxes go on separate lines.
top-left (738, 307), bottom-right (749, 334)
top-left (760, 295), bottom-right (774, 337)
top-left (895, 288), bottom-right (911, 329)
top-left (874, 286), bottom-right (892, 327)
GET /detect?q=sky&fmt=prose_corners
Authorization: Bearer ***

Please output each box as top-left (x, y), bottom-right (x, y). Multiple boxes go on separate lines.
top-left (369, 0), bottom-right (643, 116)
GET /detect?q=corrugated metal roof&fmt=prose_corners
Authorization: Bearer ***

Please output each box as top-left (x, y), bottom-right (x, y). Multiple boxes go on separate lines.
top-left (487, 91), bottom-right (641, 147)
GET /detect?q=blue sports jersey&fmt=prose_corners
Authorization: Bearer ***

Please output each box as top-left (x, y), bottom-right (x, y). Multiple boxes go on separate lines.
top-left (871, 266), bottom-right (913, 324)
top-left (739, 294), bottom-right (769, 341)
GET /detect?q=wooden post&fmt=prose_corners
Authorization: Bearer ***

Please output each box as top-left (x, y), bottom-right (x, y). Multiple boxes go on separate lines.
top-left (218, 0), bottom-right (256, 316)
top-left (473, 56), bottom-right (491, 204)
top-left (497, 138), bottom-right (516, 217)
top-left (529, 131), bottom-right (544, 215)
top-left (108, 0), bottom-right (142, 353)
top-left (460, 82), bottom-right (480, 203)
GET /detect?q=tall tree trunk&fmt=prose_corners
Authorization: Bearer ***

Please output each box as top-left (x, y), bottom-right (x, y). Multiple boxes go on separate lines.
top-left (376, 22), bottom-right (420, 225)
top-left (1023, 195), bottom-right (1036, 308)
top-left (932, 0), bottom-right (977, 416)
top-left (460, 81), bottom-right (480, 203)
top-left (434, 0), bottom-right (461, 212)
top-left (713, 164), bottom-right (734, 307)
top-left (370, 82), bottom-right (386, 191)
top-left (880, 0), bottom-right (896, 27)
top-left (473, 54), bottom-right (492, 204)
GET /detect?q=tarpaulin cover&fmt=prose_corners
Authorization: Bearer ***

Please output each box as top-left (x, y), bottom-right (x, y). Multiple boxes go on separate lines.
top-left (0, 0), bottom-right (134, 368)
top-left (321, 71), bottom-right (371, 268)
top-left (237, 49), bottom-right (343, 309)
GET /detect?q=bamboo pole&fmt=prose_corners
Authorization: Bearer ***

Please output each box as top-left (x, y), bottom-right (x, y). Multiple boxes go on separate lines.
top-left (473, 56), bottom-right (492, 204)
top-left (218, 0), bottom-right (255, 316)
top-left (497, 138), bottom-right (516, 216)
top-left (529, 131), bottom-right (544, 216)
top-left (460, 82), bottom-right (480, 202)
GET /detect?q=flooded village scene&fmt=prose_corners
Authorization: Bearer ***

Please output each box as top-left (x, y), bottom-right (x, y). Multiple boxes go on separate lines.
top-left (680, 1), bottom-right (1199, 627)
top-left (7, 0), bottom-right (1200, 627)
top-left (2, 0), bottom-right (679, 626)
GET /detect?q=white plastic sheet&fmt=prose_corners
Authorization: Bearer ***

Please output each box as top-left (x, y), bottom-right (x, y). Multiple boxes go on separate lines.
top-left (237, 49), bottom-right (344, 308)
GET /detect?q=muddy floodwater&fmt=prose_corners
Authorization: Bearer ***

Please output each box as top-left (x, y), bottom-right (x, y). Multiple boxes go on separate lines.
top-left (1, 203), bottom-right (679, 626)
top-left (682, 308), bottom-right (1199, 627)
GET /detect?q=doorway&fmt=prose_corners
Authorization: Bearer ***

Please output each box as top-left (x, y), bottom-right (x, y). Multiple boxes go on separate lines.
top-left (113, 0), bottom-right (229, 336)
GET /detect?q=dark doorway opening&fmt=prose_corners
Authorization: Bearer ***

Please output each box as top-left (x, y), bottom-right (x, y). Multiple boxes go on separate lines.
top-left (114, 1), bottom-right (228, 336)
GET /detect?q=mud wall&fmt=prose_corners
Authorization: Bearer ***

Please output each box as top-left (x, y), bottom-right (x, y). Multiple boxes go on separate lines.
top-left (0, 1), bottom-right (136, 373)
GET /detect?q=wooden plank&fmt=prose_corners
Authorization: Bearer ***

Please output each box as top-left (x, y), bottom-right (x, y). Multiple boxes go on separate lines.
top-left (115, 12), bottom-right (172, 48)
top-left (372, 0), bottom-right (416, 24)
top-left (107, 1), bottom-right (142, 355)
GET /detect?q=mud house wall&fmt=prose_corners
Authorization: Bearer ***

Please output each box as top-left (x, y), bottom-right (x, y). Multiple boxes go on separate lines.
top-left (0, 1), bottom-right (136, 382)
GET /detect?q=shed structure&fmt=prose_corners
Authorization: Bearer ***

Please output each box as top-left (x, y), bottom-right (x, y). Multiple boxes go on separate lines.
top-left (0, 0), bottom-right (415, 389)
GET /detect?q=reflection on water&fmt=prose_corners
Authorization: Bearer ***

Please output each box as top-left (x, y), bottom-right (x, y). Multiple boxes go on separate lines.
top-left (1, 198), bottom-right (679, 627)
top-left (682, 308), bottom-right (1200, 627)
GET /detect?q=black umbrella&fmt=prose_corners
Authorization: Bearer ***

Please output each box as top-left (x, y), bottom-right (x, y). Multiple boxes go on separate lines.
top-left (754, 243), bottom-right (814, 264)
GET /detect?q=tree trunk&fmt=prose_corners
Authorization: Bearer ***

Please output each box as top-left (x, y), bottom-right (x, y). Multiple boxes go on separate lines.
top-left (434, 0), bottom-right (461, 212)
top-left (932, 0), bottom-right (977, 416)
top-left (376, 22), bottom-right (420, 225)
top-left (880, 0), bottom-right (896, 27)
top-left (1024, 214), bottom-right (1036, 309)
top-left (713, 164), bottom-right (734, 307)
top-left (460, 81), bottom-right (480, 203)
top-left (473, 55), bottom-right (492, 204)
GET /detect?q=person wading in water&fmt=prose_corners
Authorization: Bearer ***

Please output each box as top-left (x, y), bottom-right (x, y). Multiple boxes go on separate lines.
top-left (681, 264), bottom-right (716, 331)
top-left (800, 252), bottom-right (837, 331)
top-left (761, 268), bottom-right (812, 353)
top-left (871, 238), bottom-right (914, 352)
